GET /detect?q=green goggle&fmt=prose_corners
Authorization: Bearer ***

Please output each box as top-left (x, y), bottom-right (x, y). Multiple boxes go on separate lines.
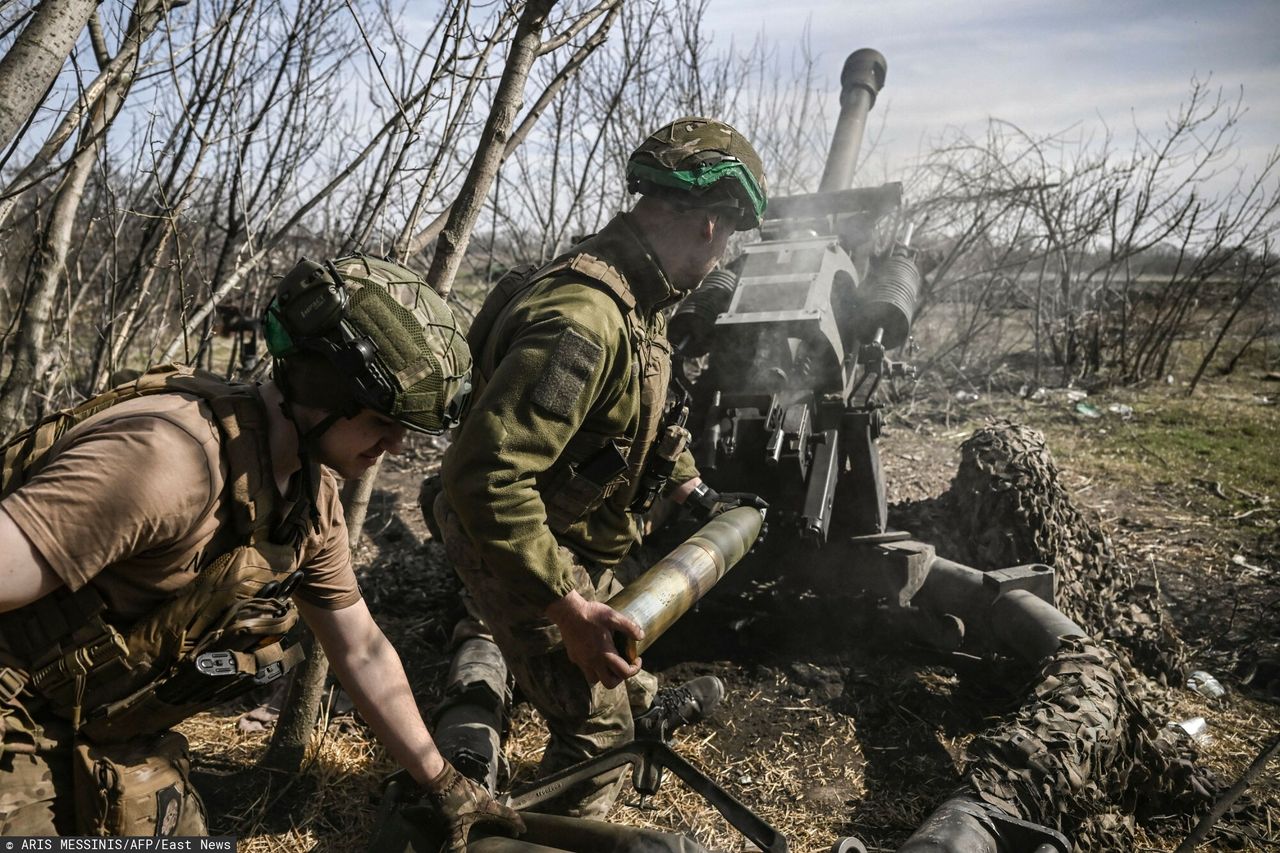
top-left (628, 159), bottom-right (768, 230)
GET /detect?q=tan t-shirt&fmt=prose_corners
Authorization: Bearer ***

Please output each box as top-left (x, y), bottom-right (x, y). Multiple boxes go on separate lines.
top-left (2, 392), bottom-right (360, 620)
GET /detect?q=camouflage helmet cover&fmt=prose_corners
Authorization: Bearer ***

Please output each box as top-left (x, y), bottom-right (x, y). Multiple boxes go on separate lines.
top-left (626, 116), bottom-right (768, 230)
top-left (265, 254), bottom-right (471, 434)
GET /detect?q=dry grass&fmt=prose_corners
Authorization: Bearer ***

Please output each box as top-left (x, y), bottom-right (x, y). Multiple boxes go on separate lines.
top-left (179, 371), bottom-right (1279, 852)
top-left (179, 692), bottom-right (396, 852)
top-left (502, 686), bottom-right (874, 852)
top-left (181, 665), bottom-right (1279, 852)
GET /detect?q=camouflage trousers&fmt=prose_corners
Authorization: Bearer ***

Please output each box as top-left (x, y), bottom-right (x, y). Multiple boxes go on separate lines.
top-left (1, 704), bottom-right (205, 836)
top-left (1, 701), bottom-right (75, 835)
top-left (435, 494), bottom-right (657, 820)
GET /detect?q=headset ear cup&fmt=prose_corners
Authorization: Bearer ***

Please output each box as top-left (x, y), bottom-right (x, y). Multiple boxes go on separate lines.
top-left (263, 305), bottom-right (295, 356)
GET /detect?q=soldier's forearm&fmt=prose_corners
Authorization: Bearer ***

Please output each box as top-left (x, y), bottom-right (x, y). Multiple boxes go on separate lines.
top-left (343, 633), bottom-right (447, 784)
top-left (300, 599), bottom-right (447, 784)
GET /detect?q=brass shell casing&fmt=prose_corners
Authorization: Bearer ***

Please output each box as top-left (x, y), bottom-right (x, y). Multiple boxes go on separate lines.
top-left (607, 506), bottom-right (765, 663)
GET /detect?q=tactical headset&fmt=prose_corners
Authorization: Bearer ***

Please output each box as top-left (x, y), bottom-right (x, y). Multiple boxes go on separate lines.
top-left (263, 257), bottom-right (469, 434)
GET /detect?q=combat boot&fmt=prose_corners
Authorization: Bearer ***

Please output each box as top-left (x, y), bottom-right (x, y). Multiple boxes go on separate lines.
top-left (634, 675), bottom-right (725, 741)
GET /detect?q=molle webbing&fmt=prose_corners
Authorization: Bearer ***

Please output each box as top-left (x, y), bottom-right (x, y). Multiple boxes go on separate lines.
top-left (0, 364), bottom-right (303, 741)
top-left (464, 249), bottom-right (663, 528)
top-left (2, 585), bottom-right (112, 669)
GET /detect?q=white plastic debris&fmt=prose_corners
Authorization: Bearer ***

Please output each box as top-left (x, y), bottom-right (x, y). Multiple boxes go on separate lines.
top-left (1168, 716), bottom-right (1212, 744)
top-left (1187, 670), bottom-right (1225, 699)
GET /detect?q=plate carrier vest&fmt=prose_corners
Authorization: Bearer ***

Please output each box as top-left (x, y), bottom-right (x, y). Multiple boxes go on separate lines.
top-left (0, 365), bottom-right (307, 745)
top-left (466, 243), bottom-right (673, 533)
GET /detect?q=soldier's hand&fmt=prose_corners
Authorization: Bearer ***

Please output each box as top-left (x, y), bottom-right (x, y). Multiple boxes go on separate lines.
top-left (424, 762), bottom-right (524, 853)
top-left (546, 590), bottom-right (643, 688)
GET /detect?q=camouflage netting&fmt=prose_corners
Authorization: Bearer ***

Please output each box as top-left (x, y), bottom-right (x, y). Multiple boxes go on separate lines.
top-left (964, 636), bottom-right (1221, 850)
top-left (945, 420), bottom-right (1187, 684)
top-left (932, 421), bottom-right (1229, 848)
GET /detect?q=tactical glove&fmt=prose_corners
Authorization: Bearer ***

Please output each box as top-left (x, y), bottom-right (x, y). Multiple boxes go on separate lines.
top-left (686, 482), bottom-right (769, 522)
top-left (424, 762), bottom-right (525, 853)
top-left (368, 764), bottom-right (524, 853)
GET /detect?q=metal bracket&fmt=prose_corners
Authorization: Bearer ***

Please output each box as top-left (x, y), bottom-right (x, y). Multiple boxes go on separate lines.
top-left (870, 537), bottom-right (931, 604)
top-left (979, 801), bottom-right (1071, 853)
top-left (503, 734), bottom-right (788, 853)
top-left (982, 564), bottom-right (1055, 605)
top-left (195, 651), bottom-right (237, 677)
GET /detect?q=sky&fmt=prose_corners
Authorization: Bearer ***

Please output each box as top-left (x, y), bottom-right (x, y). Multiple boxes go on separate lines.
top-left (700, 0), bottom-right (1280, 191)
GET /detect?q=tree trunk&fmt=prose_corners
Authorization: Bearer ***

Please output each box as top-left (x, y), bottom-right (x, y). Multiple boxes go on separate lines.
top-left (424, 0), bottom-right (559, 297)
top-left (263, 458), bottom-right (382, 772)
top-left (0, 0), bottom-right (100, 155)
top-left (0, 2), bottom-right (165, 434)
top-left (1187, 268), bottom-right (1269, 395)
top-left (401, 0), bottom-right (618, 261)
top-left (0, 88), bottom-right (112, 433)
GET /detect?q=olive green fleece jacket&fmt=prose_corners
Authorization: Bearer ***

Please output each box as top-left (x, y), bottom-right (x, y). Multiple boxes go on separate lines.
top-left (441, 214), bottom-right (699, 607)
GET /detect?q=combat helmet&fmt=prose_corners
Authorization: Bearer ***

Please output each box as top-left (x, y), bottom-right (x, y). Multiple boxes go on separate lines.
top-left (264, 254), bottom-right (471, 436)
top-left (626, 117), bottom-right (768, 231)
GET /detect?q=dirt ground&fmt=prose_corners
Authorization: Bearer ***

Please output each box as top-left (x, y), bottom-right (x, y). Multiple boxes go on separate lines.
top-left (184, 368), bottom-right (1280, 853)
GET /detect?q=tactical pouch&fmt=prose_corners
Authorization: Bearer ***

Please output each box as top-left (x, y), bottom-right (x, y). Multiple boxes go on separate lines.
top-left (80, 597), bottom-right (301, 744)
top-left (72, 731), bottom-right (206, 837)
top-left (542, 439), bottom-right (630, 533)
top-left (77, 547), bottom-right (303, 743)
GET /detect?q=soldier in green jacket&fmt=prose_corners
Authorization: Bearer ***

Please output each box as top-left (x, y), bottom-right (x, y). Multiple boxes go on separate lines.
top-left (435, 118), bottom-right (769, 818)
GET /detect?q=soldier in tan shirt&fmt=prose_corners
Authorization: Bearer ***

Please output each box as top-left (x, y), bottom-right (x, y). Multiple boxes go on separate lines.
top-left (0, 255), bottom-right (521, 850)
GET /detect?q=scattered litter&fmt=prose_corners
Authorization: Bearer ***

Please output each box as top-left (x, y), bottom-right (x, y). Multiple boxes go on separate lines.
top-left (954, 390), bottom-right (980, 403)
top-left (1187, 670), bottom-right (1225, 699)
top-left (738, 774), bottom-right (754, 785)
top-left (1074, 402), bottom-right (1101, 419)
top-left (1168, 716), bottom-right (1212, 744)
top-left (1192, 478), bottom-right (1229, 500)
top-left (236, 704), bottom-right (280, 733)
top-left (1028, 387), bottom-right (1048, 402)
top-left (1064, 389), bottom-right (1089, 403)
top-left (1106, 403), bottom-right (1133, 418)
top-left (1165, 374), bottom-right (1175, 384)
top-left (1230, 554), bottom-right (1266, 574)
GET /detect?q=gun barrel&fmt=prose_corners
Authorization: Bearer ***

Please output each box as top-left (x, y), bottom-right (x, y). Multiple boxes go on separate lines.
top-left (608, 506), bottom-right (765, 663)
top-left (818, 49), bottom-right (888, 193)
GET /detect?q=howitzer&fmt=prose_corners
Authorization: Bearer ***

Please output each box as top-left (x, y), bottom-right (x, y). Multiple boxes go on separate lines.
top-left (428, 47), bottom-right (1126, 853)
top-left (665, 48), bottom-right (1098, 853)
top-left (673, 48), bottom-right (918, 547)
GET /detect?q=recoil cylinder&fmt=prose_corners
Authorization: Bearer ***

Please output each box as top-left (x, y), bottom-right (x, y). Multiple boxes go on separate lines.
top-left (855, 253), bottom-right (921, 350)
top-left (670, 269), bottom-right (739, 358)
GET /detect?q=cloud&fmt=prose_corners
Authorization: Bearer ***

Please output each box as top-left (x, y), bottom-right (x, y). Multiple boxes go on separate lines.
top-left (701, 0), bottom-right (1279, 190)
